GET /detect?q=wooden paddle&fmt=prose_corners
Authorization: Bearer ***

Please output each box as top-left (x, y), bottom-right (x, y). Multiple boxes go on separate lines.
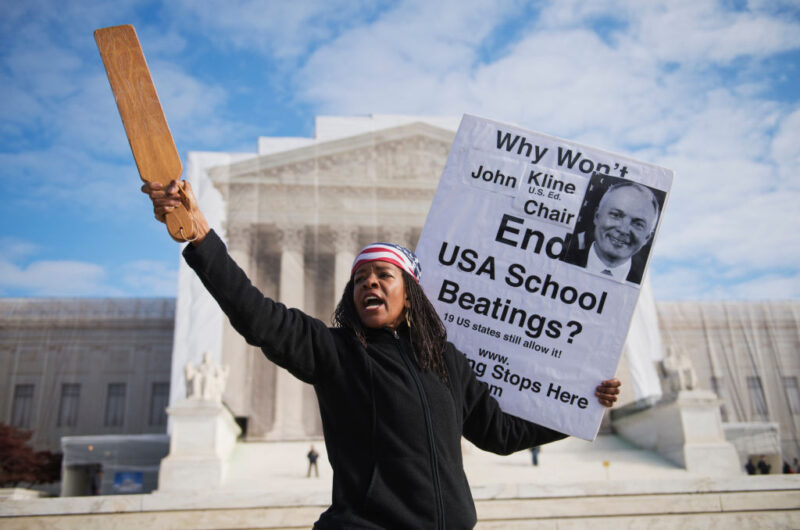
top-left (95, 24), bottom-right (195, 242)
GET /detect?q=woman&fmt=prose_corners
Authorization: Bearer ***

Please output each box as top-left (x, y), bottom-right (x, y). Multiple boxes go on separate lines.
top-left (144, 180), bottom-right (621, 529)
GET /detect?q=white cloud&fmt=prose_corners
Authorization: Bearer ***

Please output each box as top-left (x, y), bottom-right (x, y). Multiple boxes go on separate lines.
top-left (652, 265), bottom-right (800, 300)
top-left (0, 6), bottom-right (257, 223)
top-left (5, 45), bottom-right (82, 100)
top-left (297, 1), bottom-right (525, 117)
top-left (625, 1), bottom-right (800, 63)
top-left (771, 108), bottom-right (800, 184)
top-left (0, 83), bottom-right (43, 139)
top-left (0, 259), bottom-right (112, 297)
top-left (289, 0), bottom-right (800, 301)
top-left (0, 238), bottom-right (40, 262)
top-left (538, 0), bottom-right (800, 62)
top-left (147, 61), bottom-right (256, 148)
top-left (120, 260), bottom-right (179, 297)
top-left (665, 90), bottom-right (779, 160)
top-left (650, 267), bottom-right (713, 300)
top-left (0, 238), bottom-right (112, 297)
top-left (0, 238), bottom-right (179, 297)
top-left (728, 272), bottom-right (800, 299)
top-left (646, 158), bottom-right (800, 282)
top-left (166, 0), bottom-right (392, 59)
top-left (294, 0), bottom-right (799, 144)
top-left (0, 145), bottom-right (144, 219)
top-left (0, 256), bottom-right (181, 297)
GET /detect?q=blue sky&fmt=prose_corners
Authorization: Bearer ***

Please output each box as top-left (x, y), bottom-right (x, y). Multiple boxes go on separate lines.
top-left (1, 0), bottom-right (799, 300)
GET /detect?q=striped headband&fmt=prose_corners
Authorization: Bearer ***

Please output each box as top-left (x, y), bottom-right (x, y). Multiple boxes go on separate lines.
top-left (351, 243), bottom-right (422, 282)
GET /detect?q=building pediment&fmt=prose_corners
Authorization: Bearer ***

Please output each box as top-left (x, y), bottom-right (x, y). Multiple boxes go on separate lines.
top-left (207, 121), bottom-right (456, 190)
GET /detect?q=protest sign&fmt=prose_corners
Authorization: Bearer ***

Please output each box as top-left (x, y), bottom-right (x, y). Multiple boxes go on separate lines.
top-left (416, 115), bottom-right (673, 440)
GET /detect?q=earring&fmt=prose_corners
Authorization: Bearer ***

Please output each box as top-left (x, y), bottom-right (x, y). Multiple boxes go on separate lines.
top-left (405, 307), bottom-right (412, 328)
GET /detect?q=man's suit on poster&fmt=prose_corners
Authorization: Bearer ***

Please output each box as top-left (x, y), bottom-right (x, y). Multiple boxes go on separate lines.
top-left (561, 232), bottom-right (645, 285)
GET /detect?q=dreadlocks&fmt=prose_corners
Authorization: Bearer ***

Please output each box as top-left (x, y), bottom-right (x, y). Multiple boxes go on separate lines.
top-left (332, 271), bottom-right (449, 384)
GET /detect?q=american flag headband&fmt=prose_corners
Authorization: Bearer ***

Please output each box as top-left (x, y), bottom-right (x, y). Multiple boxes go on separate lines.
top-left (351, 243), bottom-right (422, 282)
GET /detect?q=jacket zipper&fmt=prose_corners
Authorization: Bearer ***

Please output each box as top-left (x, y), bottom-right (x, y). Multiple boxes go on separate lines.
top-left (392, 329), bottom-right (446, 530)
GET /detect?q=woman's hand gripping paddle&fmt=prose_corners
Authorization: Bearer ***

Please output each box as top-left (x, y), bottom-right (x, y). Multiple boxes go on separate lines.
top-left (95, 24), bottom-right (196, 242)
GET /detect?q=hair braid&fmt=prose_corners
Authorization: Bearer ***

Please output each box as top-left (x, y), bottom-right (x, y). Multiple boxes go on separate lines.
top-left (403, 272), bottom-right (449, 384)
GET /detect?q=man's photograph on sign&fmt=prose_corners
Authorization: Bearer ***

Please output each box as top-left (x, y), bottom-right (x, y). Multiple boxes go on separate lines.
top-left (561, 173), bottom-right (667, 286)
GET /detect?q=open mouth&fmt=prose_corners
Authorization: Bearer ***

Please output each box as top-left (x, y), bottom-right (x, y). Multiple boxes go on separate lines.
top-left (363, 295), bottom-right (384, 309)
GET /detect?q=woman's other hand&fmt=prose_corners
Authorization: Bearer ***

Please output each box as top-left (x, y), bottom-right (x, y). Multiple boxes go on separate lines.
top-left (595, 378), bottom-right (621, 408)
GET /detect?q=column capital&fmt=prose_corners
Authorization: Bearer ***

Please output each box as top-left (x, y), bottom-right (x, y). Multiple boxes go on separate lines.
top-left (331, 226), bottom-right (360, 253)
top-left (381, 227), bottom-right (412, 248)
top-left (277, 227), bottom-right (305, 253)
top-left (227, 225), bottom-right (253, 253)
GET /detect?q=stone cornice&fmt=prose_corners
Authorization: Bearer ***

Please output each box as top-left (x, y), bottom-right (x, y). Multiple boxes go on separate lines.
top-left (0, 318), bottom-right (174, 331)
top-left (207, 123), bottom-right (454, 185)
top-left (229, 183), bottom-right (437, 197)
top-left (0, 298), bottom-right (175, 321)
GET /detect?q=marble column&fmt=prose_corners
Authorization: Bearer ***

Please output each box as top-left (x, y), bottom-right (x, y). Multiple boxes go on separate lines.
top-left (227, 225), bottom-right (254, 277)
top-left (221, 225), bottom-right (254, 417)
top-left (382, 227), bottom-right (411, 249)
top-left (332, 226), bottom-right (359, 305)
top-left (268, 227), bottom-right (308, 440)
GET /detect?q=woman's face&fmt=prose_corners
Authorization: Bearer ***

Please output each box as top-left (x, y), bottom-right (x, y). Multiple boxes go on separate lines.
top-left (353, 261), bottom-right (409, 330)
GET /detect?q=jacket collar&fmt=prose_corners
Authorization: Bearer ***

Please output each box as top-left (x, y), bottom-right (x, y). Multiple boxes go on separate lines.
top-left (364, 323), bottom-right (410, 342)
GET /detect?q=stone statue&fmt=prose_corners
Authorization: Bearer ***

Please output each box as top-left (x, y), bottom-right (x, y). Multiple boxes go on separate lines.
top-left (659, 346), bottom-right (698, 394)
top-left (185, 352), bottom-right (229, 402)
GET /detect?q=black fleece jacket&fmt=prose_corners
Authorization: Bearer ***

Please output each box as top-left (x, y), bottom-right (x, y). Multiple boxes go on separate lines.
top-left (183, 230), bottom-right (566, 529)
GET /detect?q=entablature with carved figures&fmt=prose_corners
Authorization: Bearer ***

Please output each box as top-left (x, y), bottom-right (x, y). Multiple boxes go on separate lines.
top-left (235, 223), bottom-right (423, 255)
top-left (206, 123), bottom-right (454, 195)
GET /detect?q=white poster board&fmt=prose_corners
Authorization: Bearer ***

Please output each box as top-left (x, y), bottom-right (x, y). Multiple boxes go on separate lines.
top-left (416, 115), bottom-right (673, 440)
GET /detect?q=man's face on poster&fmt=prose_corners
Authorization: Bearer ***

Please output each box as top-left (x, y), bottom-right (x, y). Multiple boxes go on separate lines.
top-left (593, 185), bottom-right (657, 266)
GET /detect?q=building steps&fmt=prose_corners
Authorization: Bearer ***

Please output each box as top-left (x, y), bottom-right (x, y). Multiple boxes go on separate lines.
top-left (2, 477), bottom-right (799, 529)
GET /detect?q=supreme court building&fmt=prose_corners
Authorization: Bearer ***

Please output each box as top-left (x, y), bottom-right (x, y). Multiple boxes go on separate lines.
top-left (2, 116), bottom-right (798, 482)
